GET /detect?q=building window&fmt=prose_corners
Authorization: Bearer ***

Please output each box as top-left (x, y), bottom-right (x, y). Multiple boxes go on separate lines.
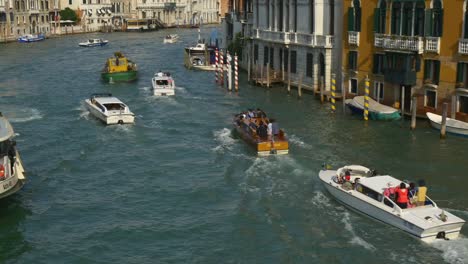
top-left (291, 50), bottom-right (297, 73)
top-left (456, 62), bottom-right (468, 88)
top-left (373, 54), bottom-right (384, 75)
top-left (424, 60), bottom-right (440, 85)
top-left (348, 0), bottom-right (361, 32)
top-left (458, 95), bottom-right (468, 113)
top-left (350, 78), bottom-right (358, 94)
top-left (374, 0), bottom-right (386, 33)
top-left (269, 47), bottom-right (274, 69)
top-left (68, 0), bottom-right (72, 4)
top-left (374, 81), bottom-right (384, 101)
top-left (425, 90), bottom-right (437, 108)
top-left (391, 2), bottom-right (401, 35)
top-left (306, 53), bottom-right (313, 77)
top-left (254, 44), bottom-right (258, 63)
top-left (429, 0), bottom-right (443, 37)
top-left (263, 46), bottom-right (269, 66)
top-left (309, 0), bottom-right (314, 33)
top-left (348, 51), bottom-right (358, 71)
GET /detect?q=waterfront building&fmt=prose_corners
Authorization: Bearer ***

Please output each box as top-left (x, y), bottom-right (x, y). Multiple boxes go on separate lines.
top-left (78, 0), bottom-right (112, 32)
top-left (229, 0), bottom-right (342, 93)
top-left (190, 0), bottom-right (218, 24)
top-left (135, 0), bottom-right (184, 27)
top-left (343, 0), bottom-right (468, 121)
top-left (0, 0), bottom-right (15, 41)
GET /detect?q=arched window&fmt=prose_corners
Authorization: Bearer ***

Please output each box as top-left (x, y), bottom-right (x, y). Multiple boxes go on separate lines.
top-left (348, 0), bottom-right (361, 32)
top-left (391, 0), bottom-right (425, 36)
top-left (391, 2), bottom-right (401, 35)
top-left (374, 0), bottom-right (386, 34)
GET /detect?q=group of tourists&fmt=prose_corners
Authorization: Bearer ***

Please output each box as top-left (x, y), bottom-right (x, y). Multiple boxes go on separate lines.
top-left (384, 180), bottom-right (428, 209)
top-left (236, 108), bottom-right (282, 141)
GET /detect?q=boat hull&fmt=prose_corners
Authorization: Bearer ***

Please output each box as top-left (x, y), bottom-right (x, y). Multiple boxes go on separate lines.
top-left (85, 100), bottom-right (135, 125)
top-left (234, 125), bottom-right (288, 156)
top-left (0, 151), bottom-right (26, 199)
top-left (319, 170), bottom-right (463, 243)
top-left (79, 42), bottom-right (108, 47)
top-left (18, 34), bottom-right (45, 42)
top-left (101, 71), bottom-right (138, 83)
top-left (346, 100), bottom-right (400, 121)
top-left (427, 113), bottom-right (468, 137)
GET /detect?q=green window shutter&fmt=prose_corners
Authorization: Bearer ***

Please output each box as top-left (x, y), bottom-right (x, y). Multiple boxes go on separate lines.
top-left (424, 9), bottom-right (433, 37)
top-left (439, 9), bottom-right (443, 37)
top-left (373, 54), bottom-right (378, 73)
top-left (415, 56), bottom-right (421, 72)
top-left (373, 8), bottom-right (380, 33)
top-left (424, 60), bottom-right (429, 80)
top-left (434, 61), bottom-right (440, 85)
top-left (464, 12), bottom-right (468, 38)
top-left (348, 7), bottom-right (355, 31)
top-left (457, 63), bottom-right (463, 83)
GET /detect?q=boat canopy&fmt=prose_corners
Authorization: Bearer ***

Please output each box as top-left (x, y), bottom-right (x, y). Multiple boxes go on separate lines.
top-left (0, 115), bottom-right (14, 142)
top-left (359, 175), bottom-right (403, 194)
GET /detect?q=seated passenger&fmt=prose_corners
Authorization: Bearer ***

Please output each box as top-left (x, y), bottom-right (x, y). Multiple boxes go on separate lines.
top-left (344, 170), bottom-right (351, 181)
top-left (271, 119), bottom-right (280, 135)
top-left (383, 183), bottom-right (396, 201)
top-left (416, 179), bottom-right (427, 206)
top-left (395, 183), bottom-right (409, 209)
top-left (257, 122), bottom-right (268, 139)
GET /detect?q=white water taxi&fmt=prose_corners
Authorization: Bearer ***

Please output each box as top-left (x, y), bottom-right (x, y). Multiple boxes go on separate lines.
top-left (0, 114), bottom-right (26, 199)
top-left (163, 34), bottom-right (179, 43)
top-left (151, 72), bottom-right (175, 96)
top-left (319, 165), bottom-right (465, 242)
top-left (84, 93), bottom-right (135, 125)
top-left (79, 38), bottom-right (109, 47)
top-left (426, 112), bottom-right (468, 137)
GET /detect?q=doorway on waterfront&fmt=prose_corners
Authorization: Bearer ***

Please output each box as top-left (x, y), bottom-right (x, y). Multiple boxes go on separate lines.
top-left (400, 85), bottom-right (412, 113)
top-left (319, 53), bottom-right (325, 87)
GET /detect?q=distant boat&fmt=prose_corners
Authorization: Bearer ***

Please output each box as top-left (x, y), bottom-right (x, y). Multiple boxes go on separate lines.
top-left (163, 34), bottom-right (179, 43)
top-left (426, 112), bottom-right (468, 137)
top-left (345, 96), bottom-right (400, 120)
top-left (0, 113), bottom-right (26, 199)
top-left (101, 52), bottom-right (138, 83)
top-left (79, 38), bottom-right (109, 47)
top-left (18, 34), bottom-right (45, 43)
top-left (152, 72), bottom-right (175, 96)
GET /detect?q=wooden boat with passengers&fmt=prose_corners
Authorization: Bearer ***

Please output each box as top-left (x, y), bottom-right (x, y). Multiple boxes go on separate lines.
top-left (233, 110), bottom-right (289, 156)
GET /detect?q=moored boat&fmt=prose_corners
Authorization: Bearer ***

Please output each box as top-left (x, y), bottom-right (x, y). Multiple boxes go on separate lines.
top-left (151, 71), bottom-right (175, 96)
top-left (163, 34), bottom-right (179, 43)
top-left (101, 52), bottom-right (138, 83)
top-left (18, 34), bottom-right (46, 43)
top-left (233, 110), bottom-right (288, 156)
top-left (426, 112), bottom-right (468, 137)
top-left (84, 93), bottom-right (135, 125)
top-left (79, 38), bottom-right (109, 47)
top-left (0, 113), bottom-right (26, 199)
top-left (319, 165), bottom-right (465, 242)
top-left (345, 96), bottom-right (400, 120)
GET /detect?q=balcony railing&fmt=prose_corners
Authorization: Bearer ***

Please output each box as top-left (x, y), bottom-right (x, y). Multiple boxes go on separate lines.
top-left (374, 33), bottom-right (424, 54)
top-left (348, 31), bottom-right (359, 46)
top-left (425, 37), bottom-right (440, 53)
top-left (254, 29), bottom-right (334, 48)
top-left (459, 39), bottom-right (468, 55)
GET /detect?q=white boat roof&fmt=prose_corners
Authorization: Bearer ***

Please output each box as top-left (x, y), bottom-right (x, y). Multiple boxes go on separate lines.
top-left (91, 95), bottom-right (126, 105)
top-left (0, 116), bottom-right (14, 141)
top-left (359, 175), bottom-right (403, 194)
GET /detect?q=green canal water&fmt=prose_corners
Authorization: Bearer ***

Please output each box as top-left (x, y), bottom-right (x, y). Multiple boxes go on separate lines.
top-left (0, 27), bottom-right (467, 263)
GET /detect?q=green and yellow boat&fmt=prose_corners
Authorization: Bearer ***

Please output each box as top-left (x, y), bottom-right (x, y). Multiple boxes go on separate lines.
top-left (101, 52), bottom-right (138, 83)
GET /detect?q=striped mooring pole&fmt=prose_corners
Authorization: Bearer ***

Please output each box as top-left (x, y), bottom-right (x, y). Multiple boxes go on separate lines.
top-left (331, 73), bottom-right (336, 113)
top-left (364, 76), bottom-right (370, 121)
top-left (227, 50), bottom-right (232, 91)
top-left (234, 53), bottom-right (239, 91)
top-left (215, 48), bottom-right (219, 84)
top-left (220, 50), bottom-right (224, 86)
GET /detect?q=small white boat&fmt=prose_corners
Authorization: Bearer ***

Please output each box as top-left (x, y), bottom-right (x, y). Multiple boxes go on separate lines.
top-left (0, 114), bottom-right (26, 199)
top-left (84, 93), bottom-right (135, 125)
top-left (79, 38), bottom-right (109, 47)
top-left (319, 165), bottom-right (465, 243)
top-left (151, 72), bottom-right (175, 96)
top-left (426, 112), bottom-right (468, 137)
top-left (345, 96), bottom-right (400, 120)
top-left (163, 34), bottom-right (179, 43)
top-left (17, 34), bottom-right (45, 43)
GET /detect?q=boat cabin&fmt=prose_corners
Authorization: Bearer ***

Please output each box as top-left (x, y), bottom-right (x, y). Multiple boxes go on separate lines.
top-left (90, 94), bottom-right (128, 113)
top-left (103, 52), bottom-right (136, 73)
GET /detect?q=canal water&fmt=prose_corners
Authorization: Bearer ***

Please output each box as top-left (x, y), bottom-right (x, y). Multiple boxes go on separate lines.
top-left (0, 27), bottom-right (468, 264)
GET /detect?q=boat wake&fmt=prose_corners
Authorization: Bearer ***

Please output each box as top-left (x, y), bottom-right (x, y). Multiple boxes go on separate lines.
top-left (430, 237), bottom-right (468, 264)
top-left (341, 211), bottom-right (376, 251)
top-left (4, 108), bottom-right (43, 123)
top-left (288, 134), bottom-right (312, 149)
top-left (76, 105), bottom-right (90, 120)
top-left (212, 128), bottom-right (235, 153)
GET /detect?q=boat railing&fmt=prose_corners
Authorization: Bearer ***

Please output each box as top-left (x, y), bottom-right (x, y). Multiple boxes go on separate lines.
top-left (383, 196), bottom-right (403, 215)
top-left (423, 195), bottom-right (437, 208)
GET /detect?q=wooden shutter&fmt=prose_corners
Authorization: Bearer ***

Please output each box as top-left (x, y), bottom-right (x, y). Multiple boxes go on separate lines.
top-left (424, 9), bottom-right (433, 37)
top-left (439, 9), bottom-right (444, 37)
top-left (373, 8), bottom-right (380, 33)
top-left (424, 60), bottom-right (429, 80)
top-left (348, 7), bottom-right (355, 31)
top-left (434, 60), bottom-right (440, 85)
top-left (457, 63), bottom-right (463, 83)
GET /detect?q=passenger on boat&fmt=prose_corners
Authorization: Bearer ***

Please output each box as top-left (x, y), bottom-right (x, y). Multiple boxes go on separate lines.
top-left (395, 183), bottom-right (409, 209)
top-left (383, 183), bottom-right (396, 201)
top-left (247, 109), bottom-right (255, 119)
top-left (257, 122), bottom-right (268, 139)
top-left (267, 121), bottom-right (273, 141)
top-left (416, 180), bottom-right (428, 206)
top-left (271, 119), bottom-right (280, 137)
top-left (256, 108), bottom-right (267, 118)
top-left (342, 174), bottom-right (353, 190)
top-left (344, 170), bottom-right (351, 181)
top-left (354, 178), bottom-right (362, 192)
top-left (408, 182), bottom-right (417, 207)
top-left (157, 70), bottom-right (164, 77)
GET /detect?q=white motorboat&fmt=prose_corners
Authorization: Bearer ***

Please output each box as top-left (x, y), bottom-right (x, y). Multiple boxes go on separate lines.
top-left (151, 72), bottom-right (175, 96)
top-left (345, 96), bottom-right (400, 120)
top-left (163, 34), bottom-right (179, 43)
top-left (84, 93), bottom-right (135, 125)
top-left (79, 38), bottom-right (109, 47)
top-left (319, 165), bottom-right (465, 242)
top-left (17, 33), bottom-right (45, 43)
top-left (0, 114), bottom-right (26, 199)
top-left (426, 112), bottom-right (468, 137)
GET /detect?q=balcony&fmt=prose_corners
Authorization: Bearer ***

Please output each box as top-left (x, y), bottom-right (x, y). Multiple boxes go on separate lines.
top-left (254, 29), bottom-right (334, 48)
top-left (348, 31), bottom-right (359, 46)
top-left (459, 39), bottom-right (468, 55)
top-left (425, 37), bottom-right (440, 54)
top-left (374, 33), bottom-right (424, 54)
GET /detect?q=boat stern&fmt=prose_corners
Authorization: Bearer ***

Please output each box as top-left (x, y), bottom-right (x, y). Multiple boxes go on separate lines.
top-left (257, 140), bottom-right (288, 156)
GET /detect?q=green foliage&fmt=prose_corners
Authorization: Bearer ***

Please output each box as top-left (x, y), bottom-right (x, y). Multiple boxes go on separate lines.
top-left (227, 32), bottom-right (244, 58)
top-left (60, 8), bottom-right (78, 22)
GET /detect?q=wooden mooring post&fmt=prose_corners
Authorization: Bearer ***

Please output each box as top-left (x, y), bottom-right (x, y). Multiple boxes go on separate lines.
top-left (320, 76), bottom-right (325, 104)
top-left (247, 55), bottom-right (251, 82)
top-left (260, 64), bottom-right (264, 86)
top-left (364, 76), bottom-right (370, 121)
top-left (266, 62), bottom-right (270, 88)
top-left (440, 102), bottom-right (448, 139)
top-left (410, 96), bottom-right (417, 130)
top-left (451, 95), bottom-right (456, 119)
top-left (298, 73), bottom-right (303, 98)
top-left (401, 86), bottom-right (406, 119)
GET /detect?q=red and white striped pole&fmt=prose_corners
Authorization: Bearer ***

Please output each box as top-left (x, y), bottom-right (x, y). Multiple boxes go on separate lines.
top-left (220, 50), bottom-right (224, 86)
top-left (234, 53), bottom-right (239, 91)
top-left (227, 50), bottom-right (232, 91)
top-left (215, 48), bottom-right (219, 84)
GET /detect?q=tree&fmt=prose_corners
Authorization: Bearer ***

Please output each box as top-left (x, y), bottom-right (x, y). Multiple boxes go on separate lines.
top-left (227, 32), bottom-right (244, 58)
top-left (60, 8), bottom-right (78, 22)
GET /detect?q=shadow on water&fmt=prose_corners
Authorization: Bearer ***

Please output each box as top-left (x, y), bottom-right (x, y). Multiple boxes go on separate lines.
top-left (0, 196), bottom-right (31, 262)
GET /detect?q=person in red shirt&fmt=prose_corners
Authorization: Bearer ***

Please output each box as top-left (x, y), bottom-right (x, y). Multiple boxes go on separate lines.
top-left (395, 182), bottom-right (409, 209)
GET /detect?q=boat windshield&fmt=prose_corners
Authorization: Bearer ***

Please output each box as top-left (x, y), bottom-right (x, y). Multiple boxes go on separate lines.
top-left (156, 80), bottom-right (169, 85)
top-left (104, 103), bottom-right (125, 111)
top-left (0, 140), bottom-right (14, 158)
